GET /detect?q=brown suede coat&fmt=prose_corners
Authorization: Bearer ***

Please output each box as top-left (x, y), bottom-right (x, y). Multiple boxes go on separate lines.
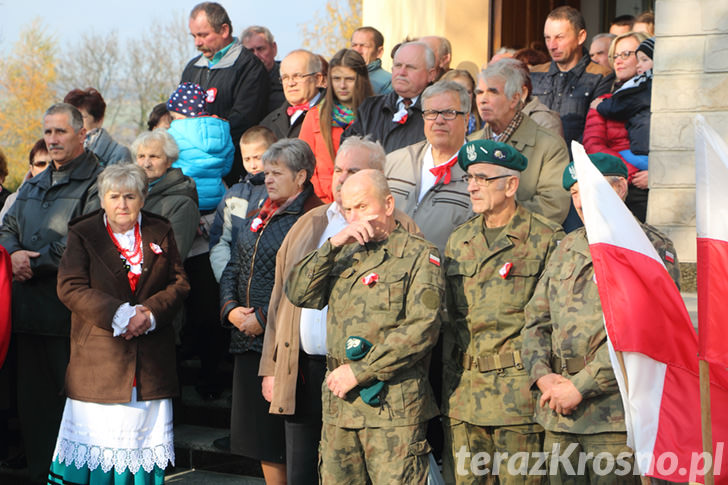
top-left (57, 210), bottom-right (190, 403)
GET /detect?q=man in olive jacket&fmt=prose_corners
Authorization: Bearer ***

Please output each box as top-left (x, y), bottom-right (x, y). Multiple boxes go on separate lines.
top-left (285, 169), bottom-right (444, 484)
top-left (441, 140), bottom-right (563, 484)
top-left (0, 103), bottom-right (102, 482)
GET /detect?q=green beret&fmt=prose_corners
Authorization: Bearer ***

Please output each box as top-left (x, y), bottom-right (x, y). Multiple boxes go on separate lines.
top-left (562, 152), bottom-right (629, 190)
top-left (457, 139), bottom-right (528, 172)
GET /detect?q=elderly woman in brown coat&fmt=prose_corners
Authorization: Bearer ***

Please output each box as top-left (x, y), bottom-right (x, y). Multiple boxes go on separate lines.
top-left (49, 163), bottom-right (189, 485)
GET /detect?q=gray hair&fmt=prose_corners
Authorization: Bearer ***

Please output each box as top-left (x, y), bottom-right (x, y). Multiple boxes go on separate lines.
top-left (494, 46), bottom-right (518, 56)
top-left (394, 41), bottom-right (436, 70)
top-left (336, 136), bottom-right (386, 171)
top-left (98, 163), bottom-right (148, 201)
top-left (285, 49), bottom-right (323, 74)
top-left (130, 129), bottom-right (180, 164)
top-left (242, 25), bottom-right (275, 45)
top-left (422, 80), bottom-right (472, 114)
top-left (494, 165), bottom-right (521, 184)
top-left (480, 58), bottom-right (529, 100)
top-left (262, 138), bottom-right (316, 181)
top-left (591, 32), bottom-right (616, 44)
top-left (44, 103), bottom-right (84, 133)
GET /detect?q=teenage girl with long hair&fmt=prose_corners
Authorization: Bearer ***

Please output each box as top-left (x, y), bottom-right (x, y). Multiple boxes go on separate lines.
top-left (299, 48), bottom-right (373, 203)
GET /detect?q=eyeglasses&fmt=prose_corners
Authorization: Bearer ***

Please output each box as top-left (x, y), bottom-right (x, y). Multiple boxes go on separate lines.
top-left (280, 72), bottom-right (317, 84)
top-left (610, 50), bottom-right (636, 61)
top-left (422, 109), bottom-right (466, 121)
top-left (461, 173), bottom-right (511, 186)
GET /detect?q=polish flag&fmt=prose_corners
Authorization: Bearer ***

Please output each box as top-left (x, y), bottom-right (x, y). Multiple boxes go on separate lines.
top-left (571, 140), bottom-right (728, 483)
top-left (695, 115), bottom-right (728, 369)
top-left (0, 246), bottom-right (10, 367)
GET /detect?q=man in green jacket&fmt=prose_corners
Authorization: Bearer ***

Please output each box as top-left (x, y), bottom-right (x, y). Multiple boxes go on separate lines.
top-left (285, 169), bottom-right (444, 484)
top-left (441, 139), bottom-right (564, 484)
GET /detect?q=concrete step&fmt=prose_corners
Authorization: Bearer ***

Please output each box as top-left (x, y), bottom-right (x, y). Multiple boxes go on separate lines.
top-left (166, 469), bottom-right (264, 484)
top-left (173, 424), bottom-right (263, 478)
top-left (174, 385), bottom-right (232, 429)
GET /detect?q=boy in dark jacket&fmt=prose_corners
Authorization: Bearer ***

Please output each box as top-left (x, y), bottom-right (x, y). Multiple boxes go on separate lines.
top-left (209, 126), bottom-right (277, 281)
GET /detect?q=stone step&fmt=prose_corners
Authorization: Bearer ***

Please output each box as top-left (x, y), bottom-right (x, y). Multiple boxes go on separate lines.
top-left (173, 424), bottom-right (263, 478)
top-left (166, 469), bottom-right (264, 484)
top-left (174, 385), bottom-right (232, 429)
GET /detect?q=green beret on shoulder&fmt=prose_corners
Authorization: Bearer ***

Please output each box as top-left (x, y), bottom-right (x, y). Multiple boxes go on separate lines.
top-left (457, 139), bottom-right (528, 172)
top-left (562, 152), bottom-right (629, 190)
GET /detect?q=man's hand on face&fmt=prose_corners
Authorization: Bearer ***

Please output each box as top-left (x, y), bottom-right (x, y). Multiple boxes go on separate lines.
top-left (330, 215), bottom-right (379, 247)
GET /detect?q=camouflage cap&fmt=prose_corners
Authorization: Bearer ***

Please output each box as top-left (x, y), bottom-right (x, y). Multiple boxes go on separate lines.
top-left (562, 152), bottom-right (629, 190)
top-left (457, 139), bottom-right (528, 172)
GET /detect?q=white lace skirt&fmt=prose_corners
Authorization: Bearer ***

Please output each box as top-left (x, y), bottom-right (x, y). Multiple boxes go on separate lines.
top-left (52, 388), bottom-right (174, 474)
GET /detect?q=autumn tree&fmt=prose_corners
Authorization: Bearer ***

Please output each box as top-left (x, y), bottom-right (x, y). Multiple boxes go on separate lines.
top-left (0, 20), bottom-right (57, 190)
top-left (300, 0), bottom-right (362, 57)
top-left (56, 31), bottom-right (125, 130)
top-left (126, 12), bottom-right (192, 133)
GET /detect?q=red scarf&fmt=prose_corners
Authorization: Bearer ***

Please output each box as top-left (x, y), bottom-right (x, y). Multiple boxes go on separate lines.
top-left (429, 154), bottom-right (459, 185)
top-left (106, 222), bottom-right (142, 292)
top-left (250, 198), bottom-right (282, 233)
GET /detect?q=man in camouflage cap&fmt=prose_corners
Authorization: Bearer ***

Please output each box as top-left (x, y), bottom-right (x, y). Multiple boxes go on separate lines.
top-left (522, 153), bottom-right (680, 484)
top-left (285, 169), bottom-right (444, 484)
top-left (441, 139), bottom-right (564, 484)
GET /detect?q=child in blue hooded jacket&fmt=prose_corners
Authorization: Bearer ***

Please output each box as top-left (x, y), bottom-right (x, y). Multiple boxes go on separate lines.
top-left (167, 82), bottom-right (234, 213)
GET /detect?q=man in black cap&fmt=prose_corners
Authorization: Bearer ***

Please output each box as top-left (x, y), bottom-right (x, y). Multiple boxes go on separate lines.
top-left (441, 139), bottom-right (564, 484)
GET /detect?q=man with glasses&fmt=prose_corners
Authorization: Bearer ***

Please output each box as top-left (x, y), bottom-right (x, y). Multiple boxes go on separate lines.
top-left (530, 6), bottom-right (615, 151)
top-left (384, 80), bottom-right (472, 253)
top-left (182, 2), bottom-right (270, 185)
top-left (471, 59), bottom-right (571, 226)
top-left (440, 139), bottom-right (563, 483)
top-left (261, 49), bottom-right (324, 140)
top-left (344, 41), bottom-right (436, 154)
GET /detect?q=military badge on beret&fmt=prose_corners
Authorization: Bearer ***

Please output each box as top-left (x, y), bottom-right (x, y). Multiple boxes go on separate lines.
top-left (466, 144), bottom-right (477, 161)
top-left (458, 139), bottom-right (527, 172)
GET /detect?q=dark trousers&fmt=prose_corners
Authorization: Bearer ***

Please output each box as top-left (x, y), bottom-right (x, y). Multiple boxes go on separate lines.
top-left (284, 352), bottom-right (326, 485)
top-left (16, 333), bottom-right (69, 484)
top-left (182, 253), bottom-right (227, 392)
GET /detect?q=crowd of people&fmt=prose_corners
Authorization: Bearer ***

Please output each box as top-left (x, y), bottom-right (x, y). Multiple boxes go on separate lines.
top-left (0, 2), bottom-right (676, 484)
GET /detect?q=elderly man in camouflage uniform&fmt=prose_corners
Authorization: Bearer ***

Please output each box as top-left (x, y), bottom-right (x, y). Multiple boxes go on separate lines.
top-left (441, 139), bottom-right (564, 484)
top-left (522, 153), bottom-right (680, 484)
top-left (285, 169), bottom-right (444, 484)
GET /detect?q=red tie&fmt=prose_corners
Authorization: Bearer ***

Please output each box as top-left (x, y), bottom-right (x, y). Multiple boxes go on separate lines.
top-left (429, 154), bottom-right (459, 185)
top-left (287, 102), bottom-right (310, 116)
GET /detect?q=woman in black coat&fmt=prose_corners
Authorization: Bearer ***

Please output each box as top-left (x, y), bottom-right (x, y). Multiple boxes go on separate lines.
top-left (219, 139), bottom-right (322, 484)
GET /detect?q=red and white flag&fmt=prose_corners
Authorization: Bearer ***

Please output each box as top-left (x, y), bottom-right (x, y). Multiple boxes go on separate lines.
top-left (695, 115), bottom-right (728, 369)
top-left (571, 140), bottom-right (728, 483)
top-left (0, 246), bottom-right (10, 368)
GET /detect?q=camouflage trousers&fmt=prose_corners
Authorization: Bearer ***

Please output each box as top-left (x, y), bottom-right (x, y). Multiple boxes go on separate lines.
top-left (319, 422), bottom-right (430, 484)
top-left (442, 418), bottom-right (546, 485)
top-left (543, 430), bottom-right (641, 484)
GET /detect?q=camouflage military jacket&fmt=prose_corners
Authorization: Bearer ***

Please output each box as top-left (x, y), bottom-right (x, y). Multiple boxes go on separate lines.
top-left (522, 225), bottom-right (680, 434)
top-left (285, 224), bottom-right (445, 428)
top-left (442, 204), bottom-right (563, 426)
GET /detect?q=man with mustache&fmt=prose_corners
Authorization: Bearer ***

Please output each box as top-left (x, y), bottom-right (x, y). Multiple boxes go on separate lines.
top-left (181, 2), bottom-right (270, 185)
top-left (0, 103), bottom-right (102, 482)
top-left (343, 41), bottom-right (436, 154)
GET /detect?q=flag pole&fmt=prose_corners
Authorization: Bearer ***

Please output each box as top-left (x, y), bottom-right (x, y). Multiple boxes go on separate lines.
top-left (700, 359), bottom-right (715, 485)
